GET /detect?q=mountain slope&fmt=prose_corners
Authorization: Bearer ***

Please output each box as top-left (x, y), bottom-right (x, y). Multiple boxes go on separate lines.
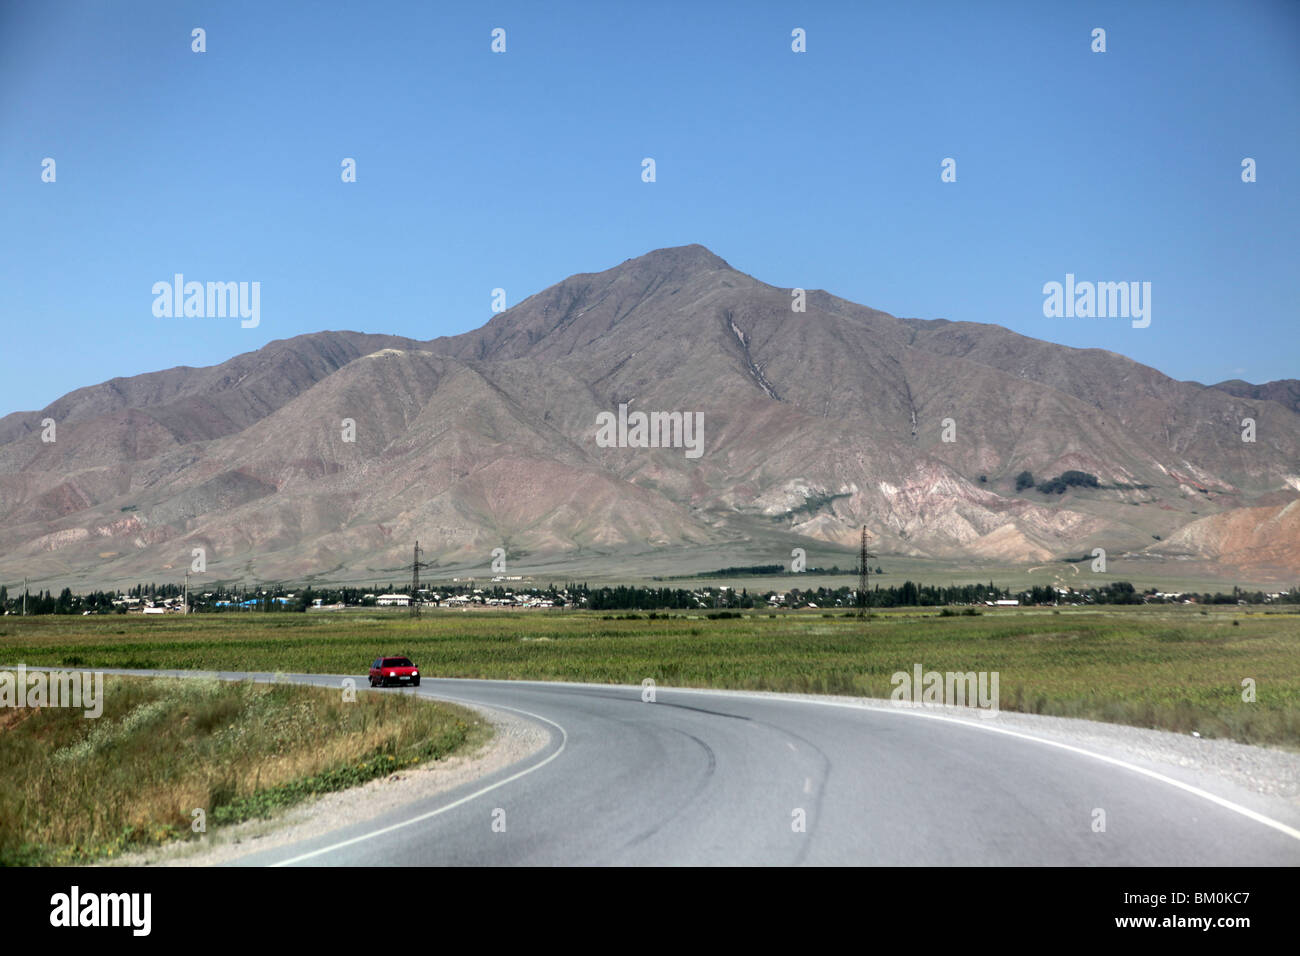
top-left (1210, 378), bottom-right (1300, 416)
top-left (1, 246), bottom-right (1297, 587)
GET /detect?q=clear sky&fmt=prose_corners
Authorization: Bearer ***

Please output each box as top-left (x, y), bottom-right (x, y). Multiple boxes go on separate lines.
top-left (2, 0), bottom-right (1297, 415)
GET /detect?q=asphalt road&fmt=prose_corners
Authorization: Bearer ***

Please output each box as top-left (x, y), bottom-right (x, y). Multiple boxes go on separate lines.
top-left (176, 672), bottom-right (1300, 867)
top-left (20, 666), bottom-right (1297, 865)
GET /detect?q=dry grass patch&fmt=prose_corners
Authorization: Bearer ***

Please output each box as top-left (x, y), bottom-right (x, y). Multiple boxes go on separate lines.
top-left (0, 675), bottom-right (487, 865)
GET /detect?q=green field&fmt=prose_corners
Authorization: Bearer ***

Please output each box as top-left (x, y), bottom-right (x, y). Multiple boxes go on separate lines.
top-left (0, 674), bottom-right (487, 865)
top-left (3, 605), bottom-right (1298, 749)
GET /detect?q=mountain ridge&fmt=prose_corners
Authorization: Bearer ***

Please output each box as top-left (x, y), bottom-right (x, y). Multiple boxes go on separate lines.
top-left (2, 244), bottom-right (1297, 588)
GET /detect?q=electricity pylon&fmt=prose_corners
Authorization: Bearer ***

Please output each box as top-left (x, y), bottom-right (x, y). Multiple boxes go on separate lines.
top-left (857, 526), bottom-right (877, 619)
top-left (410, 541), bottom-right (428, 617)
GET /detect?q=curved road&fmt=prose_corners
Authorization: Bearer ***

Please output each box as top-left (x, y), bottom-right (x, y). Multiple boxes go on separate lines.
top-left (173, 672), bottom-right (1300, 866)
top-left (34, 668), bottom-right (1300, 865)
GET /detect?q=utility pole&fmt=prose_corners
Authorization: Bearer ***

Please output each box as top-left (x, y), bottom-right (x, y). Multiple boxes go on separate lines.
top-left (23, 576), bottom-right (27, 616)
top-left (857, 526), bottom-right (877, 619)
top-left (183, 571), bottom-right (190, 615)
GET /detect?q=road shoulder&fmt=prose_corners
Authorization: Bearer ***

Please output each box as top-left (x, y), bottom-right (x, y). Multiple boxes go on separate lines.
top-left (100, 698), bottom-right (548, 867)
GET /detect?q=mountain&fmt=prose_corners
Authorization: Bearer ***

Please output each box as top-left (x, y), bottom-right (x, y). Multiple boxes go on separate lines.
top-left (2, 245), bottom-right (1298, 589)
top-left (1210, 379), bottom-right (1300, 416)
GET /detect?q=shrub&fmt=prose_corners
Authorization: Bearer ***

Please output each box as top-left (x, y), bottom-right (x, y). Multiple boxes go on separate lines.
top-left (1038, 471), bottom-right (1100, 494)
top-left (1059, 470), bottom-right (1100, 488)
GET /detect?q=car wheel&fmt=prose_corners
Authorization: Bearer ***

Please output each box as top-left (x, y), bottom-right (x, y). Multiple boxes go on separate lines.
top-left (413, 679), bottom-right (420, 687)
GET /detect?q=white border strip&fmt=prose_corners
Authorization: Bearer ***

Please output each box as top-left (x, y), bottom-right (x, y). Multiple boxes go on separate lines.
top-left (269, 697), bottom-right (568, 866)
top-left (416, 678), bottom-right (1300, 845)
top-left (773, 693), bottom-right (1300, 843)
top-left (14, 669), bottom-right (1296, 853)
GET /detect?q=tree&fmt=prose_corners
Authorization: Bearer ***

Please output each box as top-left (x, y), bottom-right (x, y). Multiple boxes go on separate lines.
top-left (1015, 470), bottom-right (1035, 491)
top-left (1059, 470), bottom-right (1100, 488)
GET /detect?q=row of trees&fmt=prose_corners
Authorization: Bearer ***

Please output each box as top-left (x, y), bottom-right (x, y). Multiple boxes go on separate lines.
top-left (1015, 470), bottom-right (1101, 494)
top-left (4, 580), bottom-right (1297, 615)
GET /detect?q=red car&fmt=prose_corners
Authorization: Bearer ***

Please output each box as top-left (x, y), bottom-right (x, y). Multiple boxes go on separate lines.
top-left (369, 656), bottom-right (420, 687)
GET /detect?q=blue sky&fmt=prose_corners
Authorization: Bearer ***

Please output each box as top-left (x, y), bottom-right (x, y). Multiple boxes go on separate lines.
top-left (2, 0), bottom-right (1297, 415)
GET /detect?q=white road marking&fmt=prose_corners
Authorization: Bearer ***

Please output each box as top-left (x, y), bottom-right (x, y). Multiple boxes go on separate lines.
top-left (270, 696), bottom-right (568, 866)
top-left (23, 669), bottom-right (1298, 853)
top-left (422, 677), bottom-right (1300, 846)
top-left (410, 671), bottom-right (1300, 842)
top-left (661, 686), bottom-right (1300, 844)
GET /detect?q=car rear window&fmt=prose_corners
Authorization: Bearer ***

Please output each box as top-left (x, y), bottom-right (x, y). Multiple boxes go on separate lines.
top-left (383, 658), bottom-right (413, 667)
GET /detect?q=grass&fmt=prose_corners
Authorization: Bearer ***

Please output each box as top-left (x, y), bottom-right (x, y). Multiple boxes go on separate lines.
top-left (1, 605), bottom-right (1298, 752)
top-left (0, 674), bottom-right (487, 865)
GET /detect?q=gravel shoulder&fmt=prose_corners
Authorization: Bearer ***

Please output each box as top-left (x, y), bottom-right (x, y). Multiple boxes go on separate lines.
top-left (102, 699), bottom-right (548, 867)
